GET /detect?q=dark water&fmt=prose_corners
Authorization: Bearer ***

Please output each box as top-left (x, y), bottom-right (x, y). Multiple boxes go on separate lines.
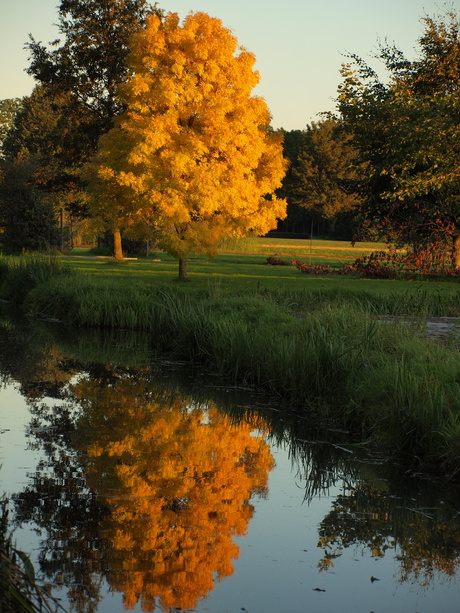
top-left (1, 317), bottom-right (460, 613)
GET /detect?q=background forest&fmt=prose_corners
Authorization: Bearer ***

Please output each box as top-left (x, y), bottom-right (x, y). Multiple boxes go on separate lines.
top-left (0, 2), bottom-right (459, 274)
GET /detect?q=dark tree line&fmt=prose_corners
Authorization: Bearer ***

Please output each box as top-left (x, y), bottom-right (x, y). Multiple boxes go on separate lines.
top-left (278, 119), bottom-right (363, 239)
top-left (1, 4), bottom-right (459, 261)
top-left (0, 0), bottom-right (160, 253)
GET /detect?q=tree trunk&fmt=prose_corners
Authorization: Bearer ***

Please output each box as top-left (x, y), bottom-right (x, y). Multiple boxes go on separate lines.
top-left (178, 257), bottom-right (188, 280)
top-left (113, 228), bottom-right (123, 260)
top-left (60, 208), bottom-right (64, 252)
top-left (452, 234), bottom-right (460, 269)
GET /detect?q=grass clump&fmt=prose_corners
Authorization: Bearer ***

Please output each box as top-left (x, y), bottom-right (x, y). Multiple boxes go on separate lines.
top-left (0, 254), bottom-right (73, 305)
top-left (25, 276), bottom-right (156, 329)
top-left (337, 321), bottom-right (460, 468)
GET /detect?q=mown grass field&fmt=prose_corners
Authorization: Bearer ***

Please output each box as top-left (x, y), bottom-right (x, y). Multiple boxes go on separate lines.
top-left (63, 238), bottom-right (460, 306)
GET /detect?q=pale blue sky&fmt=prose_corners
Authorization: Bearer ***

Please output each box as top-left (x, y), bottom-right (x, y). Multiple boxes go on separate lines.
top-left (0, 1), bottom-right (453, 130)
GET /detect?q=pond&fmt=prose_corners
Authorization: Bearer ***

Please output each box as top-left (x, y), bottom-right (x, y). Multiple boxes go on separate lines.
top-left (1, 317), bottom-right (460, 613)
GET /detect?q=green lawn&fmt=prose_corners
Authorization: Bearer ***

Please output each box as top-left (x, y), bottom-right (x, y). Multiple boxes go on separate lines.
top-left (63, 240), bottom-right (460, 302)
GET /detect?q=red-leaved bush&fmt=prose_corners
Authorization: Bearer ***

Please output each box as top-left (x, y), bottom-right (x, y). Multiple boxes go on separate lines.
top-left (266, 248), bottom-right (460, 279)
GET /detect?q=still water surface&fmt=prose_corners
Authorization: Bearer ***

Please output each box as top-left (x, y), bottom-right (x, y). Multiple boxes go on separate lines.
top-left (1, 319), bottom-right (460, 613)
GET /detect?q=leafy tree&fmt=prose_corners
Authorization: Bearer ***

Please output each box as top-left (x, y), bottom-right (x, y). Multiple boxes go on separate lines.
top-left (0, 157), bottom-right (60, 253)
top-left (0, 98), bottom-right (23, 154)
top-left (281, 120), bottom-right (361, 237)
top-left (3, 86), bottom-right (92, 212)
top-left (85, 12), bottom-right (287, 275)
top-left (27, 0), bottom-right (157, 128)
top-left (0, 87), bottom-right (93, 251)
top-left (337, 9), bottom-right (460, 265)
top-left (22, 0), bottom-right (160, 253)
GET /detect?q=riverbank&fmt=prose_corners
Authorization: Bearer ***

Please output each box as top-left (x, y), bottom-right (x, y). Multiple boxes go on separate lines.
top-left (1, 252), bottom-right (460, 479)
top-left (2, 325), bottom-right (459, 613)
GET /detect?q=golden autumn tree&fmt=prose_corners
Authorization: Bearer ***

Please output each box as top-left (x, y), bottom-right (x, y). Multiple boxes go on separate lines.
top-left (85, 11), bottom-right (287, 276)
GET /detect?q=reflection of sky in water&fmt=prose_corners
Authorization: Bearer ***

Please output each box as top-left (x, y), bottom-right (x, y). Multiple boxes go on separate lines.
top-left (207, 445), bottom-right (460, 613)
top-left (1, 379), bottom-right (460, 613)
top-left (0, 384), bottom-right (40, 494)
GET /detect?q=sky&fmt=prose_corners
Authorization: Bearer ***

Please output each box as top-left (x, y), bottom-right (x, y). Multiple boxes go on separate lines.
top-left (0, 0), bottom-right (453, 131)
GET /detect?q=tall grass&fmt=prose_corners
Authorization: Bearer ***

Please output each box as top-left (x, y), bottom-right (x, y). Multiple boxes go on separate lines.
top-left (2, 255), bottom-right (460, 476)
top-left (0, 254), bottom-right (73, 305)
top-left (25, 276), bottom-right (156, 328)
top-left (261, 285), bottom-right (460, 318)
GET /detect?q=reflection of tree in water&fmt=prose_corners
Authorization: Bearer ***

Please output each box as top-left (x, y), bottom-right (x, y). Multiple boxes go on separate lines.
top-left (0, 319), bottom-right (77, 400)
top-left (77, 376), bottom-right (274, 610)
top-left (316, 480), bottom-right (460, 585)
top-left (14, 367), bottom-right (274, 612)
top-left (238, 401), bottom-right (460, 588)
top-left (6, 319), bottom-right (460, 608)
top-left (14, 377), bottom-right (114, 613)
top-left (0, 318), bottom-right (150, 402)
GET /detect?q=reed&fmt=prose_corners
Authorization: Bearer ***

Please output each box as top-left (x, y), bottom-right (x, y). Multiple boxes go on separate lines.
top-left (24, 276), bottom-right (156, 329)
top-left (0, 254), bottom-right (73, 305)
top-left (342, 325), bottom-right (460, 470)
top-left (0, 496), bottom-right (66, 613)
top-left (3, 257), bottom-right (460, 476)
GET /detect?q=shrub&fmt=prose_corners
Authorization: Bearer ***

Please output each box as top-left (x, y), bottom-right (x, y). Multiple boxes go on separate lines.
top-left (266, 256), bottom-right (291, 266)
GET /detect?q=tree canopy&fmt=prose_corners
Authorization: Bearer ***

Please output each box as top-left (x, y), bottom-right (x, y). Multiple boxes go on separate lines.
top-left (86, 11), bottom-right (287, 276)
top-left (27, 0), bottom-right (157, 128)
top-left (0, 98), bottom-right (22, 154)
top-left (11, 0), bottom-right (161, 251)
top-left (0, 87), bottom-right (94, 251)
top-left (279, 120), bottom-right (361, 237)
top-left (0, 156), bottom-right (60, 253)
top-left (337, 9), bottom-right (460, 264)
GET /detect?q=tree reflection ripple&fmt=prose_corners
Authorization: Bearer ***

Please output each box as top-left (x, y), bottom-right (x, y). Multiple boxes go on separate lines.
top-left (14, 368), bottom-right (274, 612)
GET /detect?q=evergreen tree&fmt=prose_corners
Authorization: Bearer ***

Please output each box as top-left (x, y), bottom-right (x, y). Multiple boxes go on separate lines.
top-left (0, 157), bottom-right (60, 253)
top-left (279, 122), bottom-right (361, 238)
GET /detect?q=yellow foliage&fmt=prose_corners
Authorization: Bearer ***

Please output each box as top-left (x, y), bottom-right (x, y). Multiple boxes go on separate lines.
top-left (72, 375), bottom-right (274, 610)
top-left (85, 11), bottom-right (287, 271)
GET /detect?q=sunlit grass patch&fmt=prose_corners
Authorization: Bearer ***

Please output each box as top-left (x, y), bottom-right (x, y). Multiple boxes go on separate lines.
top-left (61, 247), bottom-right (460, 306)
top-left (219, 236), bottom-right (391, 258)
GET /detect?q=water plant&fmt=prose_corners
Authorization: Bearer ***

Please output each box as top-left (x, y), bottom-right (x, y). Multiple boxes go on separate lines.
top-left (0, 496), bottom-right (66, 613)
